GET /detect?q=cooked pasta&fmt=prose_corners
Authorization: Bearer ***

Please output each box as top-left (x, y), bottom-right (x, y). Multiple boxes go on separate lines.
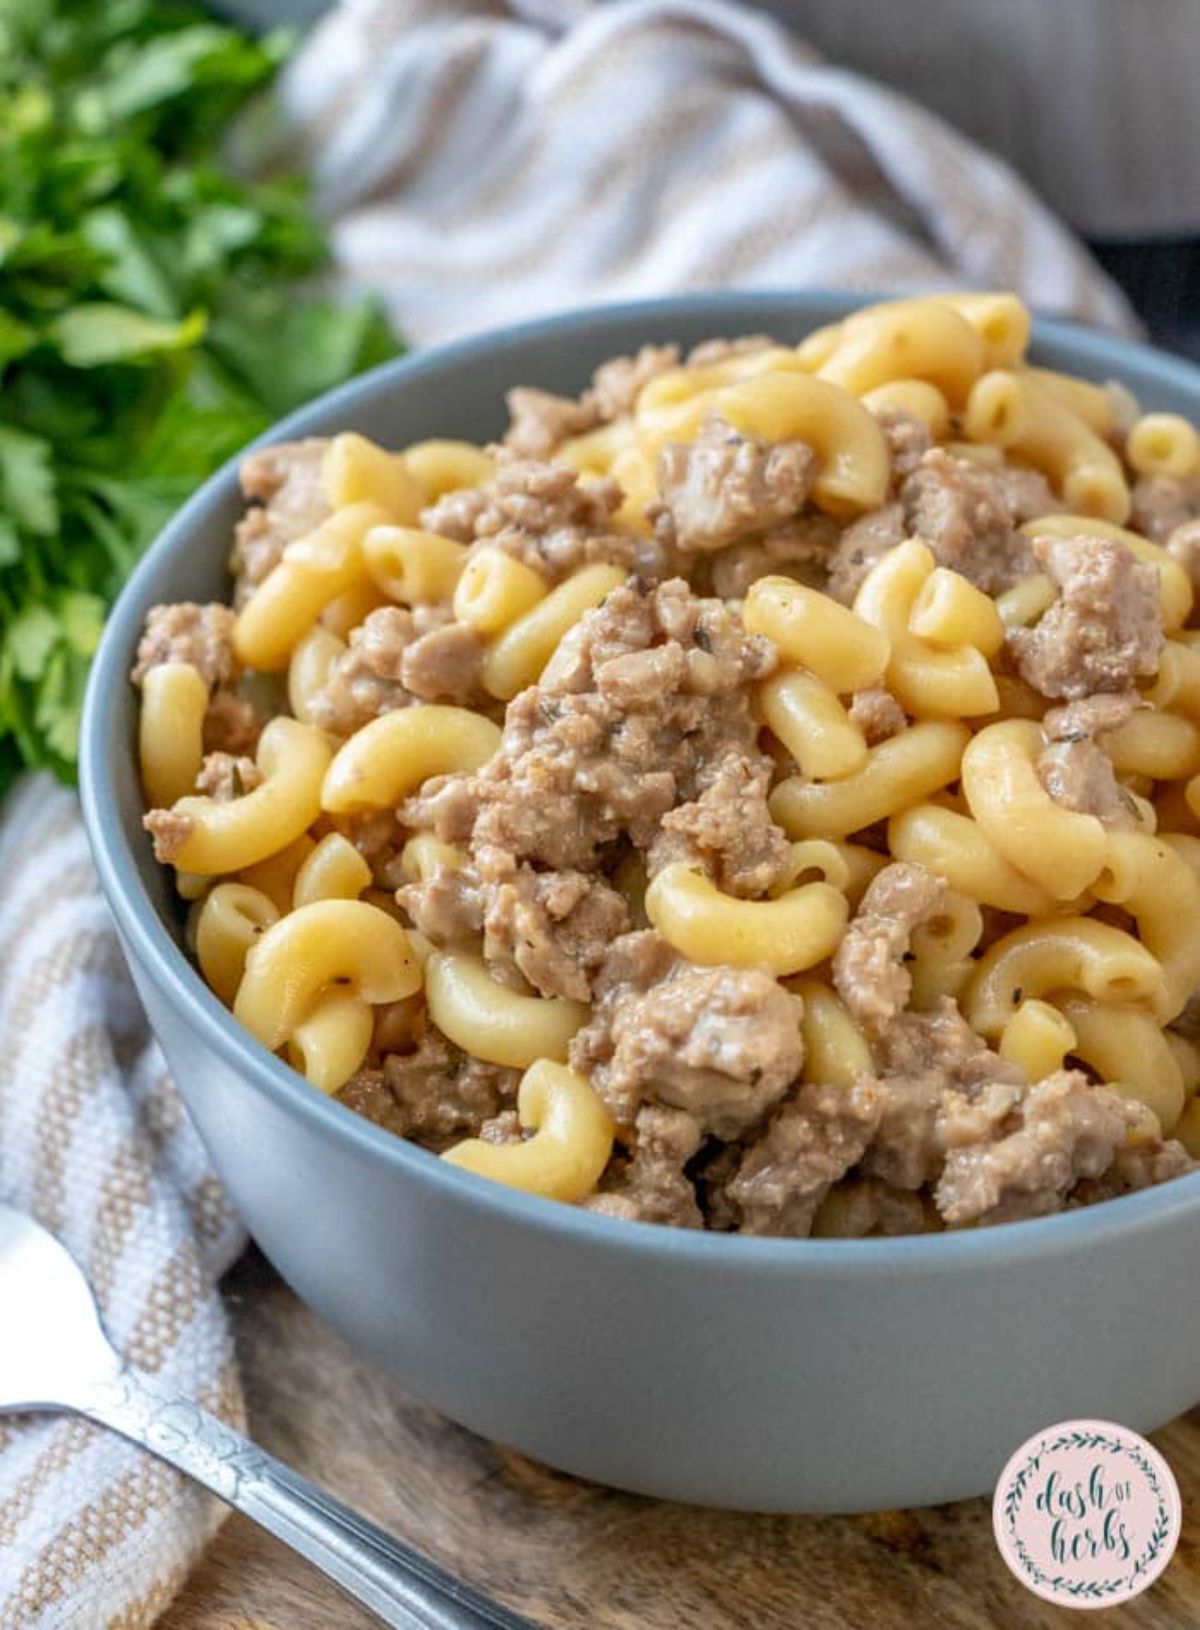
top-left (133, 294), bottom-right (1200, 1237)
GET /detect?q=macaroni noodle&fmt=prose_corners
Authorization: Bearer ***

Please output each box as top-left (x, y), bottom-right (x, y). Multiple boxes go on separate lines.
top-left (362, 525), bottom-right (467, 606)
top-left (965, 370), bottom-right (1130, 522)
top-left (234, 502), bottom-right (389, 672)
top-left (645, 862), bottom-right (849, 976)
top-left (999, 999), bottom-right (1077, 1081)
top-left (961, 719), bottom-right (1108, 900)
top-left (481, 563), bottom-right (627, 700)
top-left (771, 721), bottom-right (970, 839)
top-left (453, 545), bottom-right (548, 634)
top-left (160, 718), bottom-right (332, 876)
top-left (425, 951), bottom-right (587, 1069)
top-left (1127, 413), bottom-right (1200, 481)
top-left (792, 979), bottom-right (874, 1088)
top-left (322, 705), bottom-right (501, 815)
top-left (743, 576), bottom-right (890, 694)
top-left (138, 662), bottom-right (207, 808)
top-left (234, 898), bottom-right (422, 1050)
top-left (322, 432), bottom-right (424, 521)
top-left (195, 882), bottom-right (279, 1006)
top-left (441, 1061), bottom-right (613, 1202)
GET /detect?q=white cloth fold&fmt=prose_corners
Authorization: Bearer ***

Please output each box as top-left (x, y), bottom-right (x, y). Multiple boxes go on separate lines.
top-left (283, 0), bottom-right (1137, 348)
top-left (0, 778), bottom-right (245, 1628)
top-left (0, 1), bottom-right (1135, 1622)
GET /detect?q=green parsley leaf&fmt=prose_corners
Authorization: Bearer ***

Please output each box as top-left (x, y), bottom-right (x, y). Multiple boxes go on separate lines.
top-left (82, 208), bottom-right (178, 317)
top-left (7, 605), bottom-right (60, 681)
top-left (0, 427), bottom-right (58, 535)
top-left (51, 301), bottom-right (207, 365)
top-left (0, 0), bottom-right (402, 792)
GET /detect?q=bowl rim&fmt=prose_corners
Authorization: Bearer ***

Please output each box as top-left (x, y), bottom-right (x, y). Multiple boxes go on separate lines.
top-left (80, 288), bottom-right (1200, 1274)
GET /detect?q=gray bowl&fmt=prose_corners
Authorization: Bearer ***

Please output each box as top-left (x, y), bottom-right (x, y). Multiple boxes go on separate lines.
top-left (79, 293), bottom-right (1200, 1513)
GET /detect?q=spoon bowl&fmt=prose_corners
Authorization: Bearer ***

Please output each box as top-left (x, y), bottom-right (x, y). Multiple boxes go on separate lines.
top-left (0, 1205), bottom-right (119, 1412)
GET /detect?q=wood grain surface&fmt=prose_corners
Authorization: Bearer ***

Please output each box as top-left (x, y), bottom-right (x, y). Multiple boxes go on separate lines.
top-left (162, 1249), bottom-right (1200, 1630)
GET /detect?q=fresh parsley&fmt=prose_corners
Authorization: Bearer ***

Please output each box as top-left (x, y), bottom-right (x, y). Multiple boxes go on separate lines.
top-left (0, 0), bottom-right (399, 788)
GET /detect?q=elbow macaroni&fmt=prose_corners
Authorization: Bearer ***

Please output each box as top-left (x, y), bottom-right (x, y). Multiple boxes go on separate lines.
top-left (441, 1061), bottom-right (613, 1202)
top-left (853, 540), bottom-right (1000, 717)
top-left (999, 999), bottom-right (1077, 1082)
top-left (1020, 368), bottom-right (1121, 439)
top-left (287, 625), bottom-right (345, 726)
top-left (1055, 997), bottom-right (1184, 1131)
top-left (322, 705), bottom-right (501, 815)
top-left (860, 380), bottom-right (951, 438)
top-left (744, 576), bottom-right (890, 694)
top-left (757, 669), bottom-right (868, 781)
top-left (770, 720), bottom-right (970, 840)
top-left (320, 577), bottom-right (389, 640)
top-left (453, 545), bottom-right (548, 633)
top-left (815, 298), bottom-right (985, 406)
top-left (155, 718), bottom-right (332, 876)
top-left (292, 832), bottom-right (372, 907)
top-left (965, 371), bottom-right (1130, 522)
top-left (908, 568), bottom-right (1005, 656)
top-left (792, 979), bottom-right (873, 1087)
top-left (645, 862), bottom-right (849, 976)
top-left (362, 525), bottom-right (467, 606)
top-left (288, 990), bottom-right (377, 1097)
top-left (138, 663), bottom-right (207, 808)
top-left (480, 562), bottom-right (628, 700)
top-left (961, 719), bottom-right (1108, 901)
top-left (1091, 831), bottom-right (1200, 1021)
top-left (234, 899), bottom-right (422, 1092)
top-left (402, 439), bottom-right (494, 500)
top-left (1127, 413), bottom-right (1199, 481)
top-left (322, 432), bottom-right (424, 522)
top-left (425, 951), bottom-right (587, 1069)
top-left (888, 802), bottom-right (1055, 916)
top-left (963, 916), bottom-right (1166, 1038)
top-left (195, 882), bottom-right (279, 1006)
top-left (234, 502), bottom-right (390, 672)
top-left (933, 293), bottom-right (1031, 368)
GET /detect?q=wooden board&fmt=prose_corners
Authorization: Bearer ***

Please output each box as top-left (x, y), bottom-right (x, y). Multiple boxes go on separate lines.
top-left (163, 1249), bottom-right (1200, 1629)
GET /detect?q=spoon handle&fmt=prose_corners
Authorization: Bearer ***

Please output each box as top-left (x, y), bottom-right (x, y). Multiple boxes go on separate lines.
top-left (78, 1362), bottom-right (533, 1630)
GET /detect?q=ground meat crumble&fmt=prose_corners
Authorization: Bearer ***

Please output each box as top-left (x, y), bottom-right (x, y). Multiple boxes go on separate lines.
top-left (503, 344), bottom-right (681, 459)
top-left (310, 605), bottom-right (483, 736)
top-left (570, 932), bottom-right (805, 1139)
top-left (134, 319), bottom-right (1200, 1236)
top-left (231, 438), bottom-right (330, 607)
top-left (1009, 532), bottom-right (1163, 700)
top-left (833, 863), bottom-right (950, 1036)
top-left (650, 415), bottom-right (815, 553)
top-left (339, 1025), bottom-right (518, 1151)
top-left (899, 448), bottom-right (1042, 593)
top-left (131, 602), bottom-right (261, 762)
top-left (457, 577), bottom-right (776, 873)
top-left (422, 450), bottom-right (670, 581)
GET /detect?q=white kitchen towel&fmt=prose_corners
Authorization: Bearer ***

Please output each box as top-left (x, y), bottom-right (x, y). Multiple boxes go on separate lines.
top-left (282, 0), bottom-right (1138, 348)
top-left (0, 1), bottom-right (1135, 1624)
top-left (0, 777), bottom-right (247, 1629)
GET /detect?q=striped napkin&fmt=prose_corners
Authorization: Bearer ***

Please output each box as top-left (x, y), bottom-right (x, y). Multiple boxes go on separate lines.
top-left (0, 779), bottom-right (245, 1627)
top-left (283, 0), bottom-right (1137, 344)
top-left (0, 0), bottom-right (1135, 1623)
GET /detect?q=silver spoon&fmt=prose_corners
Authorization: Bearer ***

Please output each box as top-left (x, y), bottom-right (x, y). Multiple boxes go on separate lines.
top-left (0, 1203), bottom-right (534, 1630)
